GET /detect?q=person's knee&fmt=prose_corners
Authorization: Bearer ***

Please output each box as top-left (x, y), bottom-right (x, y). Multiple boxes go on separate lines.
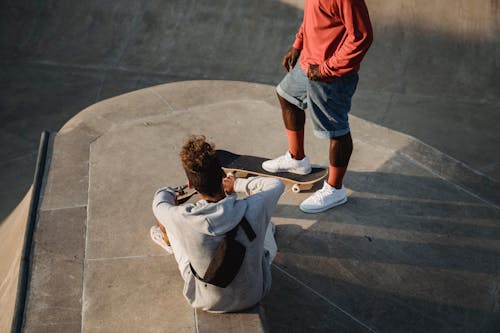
top-left (329, 133), bottom-right (353, 167)
top-left (156, 221), bottom-right (171, 244)
top-left (278, 94), bottom-right (305, 131)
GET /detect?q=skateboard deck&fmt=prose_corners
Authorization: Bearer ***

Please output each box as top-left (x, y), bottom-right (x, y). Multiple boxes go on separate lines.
top-left (216, 150), bottom-right (327, 193)
top-left (168, 185), bottom-right (198, 204)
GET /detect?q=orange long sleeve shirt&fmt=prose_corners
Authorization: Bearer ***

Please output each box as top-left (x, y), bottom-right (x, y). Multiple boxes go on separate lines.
top-left (293, 0), bottom-right (373, 78)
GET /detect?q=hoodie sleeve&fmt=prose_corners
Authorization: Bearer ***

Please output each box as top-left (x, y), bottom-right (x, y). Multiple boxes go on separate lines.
top-left (234, 177), bottom-right (285, 213)
top-left (152, 187), bottom-right (177, 223)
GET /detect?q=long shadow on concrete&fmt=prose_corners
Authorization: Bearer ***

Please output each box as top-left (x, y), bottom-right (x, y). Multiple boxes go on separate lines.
top-left (267, 259), bottom-right (500, 332)
top-left (263, 169), bottom-right (500, 332)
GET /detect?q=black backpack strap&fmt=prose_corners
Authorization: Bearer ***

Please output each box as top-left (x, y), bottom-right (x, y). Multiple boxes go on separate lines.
top-left (239, 217), bottom-right (256, 241)
top-left (189, 215), bottom-right (256, 288)
top-left (189, 262), bottom-right (204, 281)
top-left (219, 216), bottom-right (255, 242)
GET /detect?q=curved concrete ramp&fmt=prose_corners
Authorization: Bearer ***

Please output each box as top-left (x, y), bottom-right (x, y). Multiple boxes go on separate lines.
top-left (0, 189), bottom-right (31, 333)
top-left (20, 81), bottom-right (500, 332)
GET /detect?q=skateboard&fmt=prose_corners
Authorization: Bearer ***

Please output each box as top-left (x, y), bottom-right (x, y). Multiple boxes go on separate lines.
top-left (167, 185), bottom-right (198, 204)
top-left (216, 150), bottom-right (327, 193)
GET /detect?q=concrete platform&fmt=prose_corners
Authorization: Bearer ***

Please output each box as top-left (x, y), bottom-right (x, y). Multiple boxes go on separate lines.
top-left (20, 81), bottom-right (500, 332)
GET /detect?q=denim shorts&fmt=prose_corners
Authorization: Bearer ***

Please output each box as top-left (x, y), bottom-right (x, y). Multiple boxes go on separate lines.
top-left (276, 64), bottom-right (359, 139)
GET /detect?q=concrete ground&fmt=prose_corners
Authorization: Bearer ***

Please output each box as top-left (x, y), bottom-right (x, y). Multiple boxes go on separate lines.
top-left (1, 0), bottom-right (499, 332)
top-left (19, 81), bottom-right (500, 332)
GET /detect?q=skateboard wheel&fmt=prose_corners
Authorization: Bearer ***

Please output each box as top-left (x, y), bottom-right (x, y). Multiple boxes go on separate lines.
top-left (292, 184), bottom-right (301, 193)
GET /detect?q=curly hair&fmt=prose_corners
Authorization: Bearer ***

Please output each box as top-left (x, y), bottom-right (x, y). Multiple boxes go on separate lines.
top-left (180, 135), bottom-right (224, 196)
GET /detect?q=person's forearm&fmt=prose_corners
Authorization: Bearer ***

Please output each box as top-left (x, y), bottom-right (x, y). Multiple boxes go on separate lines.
top-left (152, 187), bottom-right (176, 210)
top-left (234, 177), bottom-right (285, 215)
top-left (152, 188), bottom-right (177, 224)
top-left (234, 177), bottom-right (284, 196)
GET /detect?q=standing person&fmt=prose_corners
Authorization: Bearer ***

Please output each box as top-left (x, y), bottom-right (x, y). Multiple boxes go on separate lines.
top-left (262, 0), bottom-right (373, 213)
top-left (151, 135), bottom-right (284, 312)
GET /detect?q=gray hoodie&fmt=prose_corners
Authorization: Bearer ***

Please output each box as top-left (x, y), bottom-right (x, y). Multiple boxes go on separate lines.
top-left (152, 176), bottom-right (284, 312)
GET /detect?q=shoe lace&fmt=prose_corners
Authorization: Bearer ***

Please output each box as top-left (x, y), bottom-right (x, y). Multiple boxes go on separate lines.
top-left (275, 154), bottom-right (289, 166)
top-left (312, 187), bottom-right (331, 203)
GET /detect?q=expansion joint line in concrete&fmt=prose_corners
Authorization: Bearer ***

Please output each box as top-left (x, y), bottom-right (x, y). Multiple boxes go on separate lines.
top-left (85, 254), bottom-right (170, 262)
top-left (93, 72), bottom-right (107, 104)
top-left (39, 204), bottom-right (87, 212)
top-left (0, 59), bottom-right (204, 83)
top-left (194, 307), bottom-right (200, 333)
top-left (379, 93), bottom-right (394, 123)
top-left (105, 98), bottom-right (273, 132)
top-left (396, 151), bottom-right (500, 211)
top-left (0, 151), bottom-right (38, 167)
top-left (146, 88), bottom-right (175, 112)
top-left (80, 218), bottom-right (87, 333)
top-left (80, 144), bottom-right (92, 333)
top-left (272, 263), bottom-right (378, 333)
top-left (401, 134), bottom-right (497, 183)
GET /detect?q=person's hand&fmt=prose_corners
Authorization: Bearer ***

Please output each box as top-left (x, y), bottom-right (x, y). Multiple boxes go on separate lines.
top-left (282, 47), bottom-right (301, 72)
top-left (165, 185), bottom-right (196, 205)
top-left (307, 64), bottom-right (321, 81)
top-left (170, 191), bottom-right (181, 206)
top-left (223, 173), bottom-right (235, 195)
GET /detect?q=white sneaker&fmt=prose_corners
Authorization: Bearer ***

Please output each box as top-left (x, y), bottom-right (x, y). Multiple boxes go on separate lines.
top-left (262, 151), bottom-right (311, 175)
top-left (299, 182), bottom-right (347, 213)
top-left (150, 226), bottom-right (173, 254)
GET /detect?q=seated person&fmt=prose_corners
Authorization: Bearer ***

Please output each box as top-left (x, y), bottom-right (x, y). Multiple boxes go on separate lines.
top-left (151, 135), bottom-right (284, 312)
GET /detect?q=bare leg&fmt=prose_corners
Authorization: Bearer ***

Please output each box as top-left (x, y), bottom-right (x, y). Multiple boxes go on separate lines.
top-left (278, 93), bottom-right (305, 160)
top-left (156, 220), bottom-right (171, 245)
top-left (327, 132), bottom-right (353, 189)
